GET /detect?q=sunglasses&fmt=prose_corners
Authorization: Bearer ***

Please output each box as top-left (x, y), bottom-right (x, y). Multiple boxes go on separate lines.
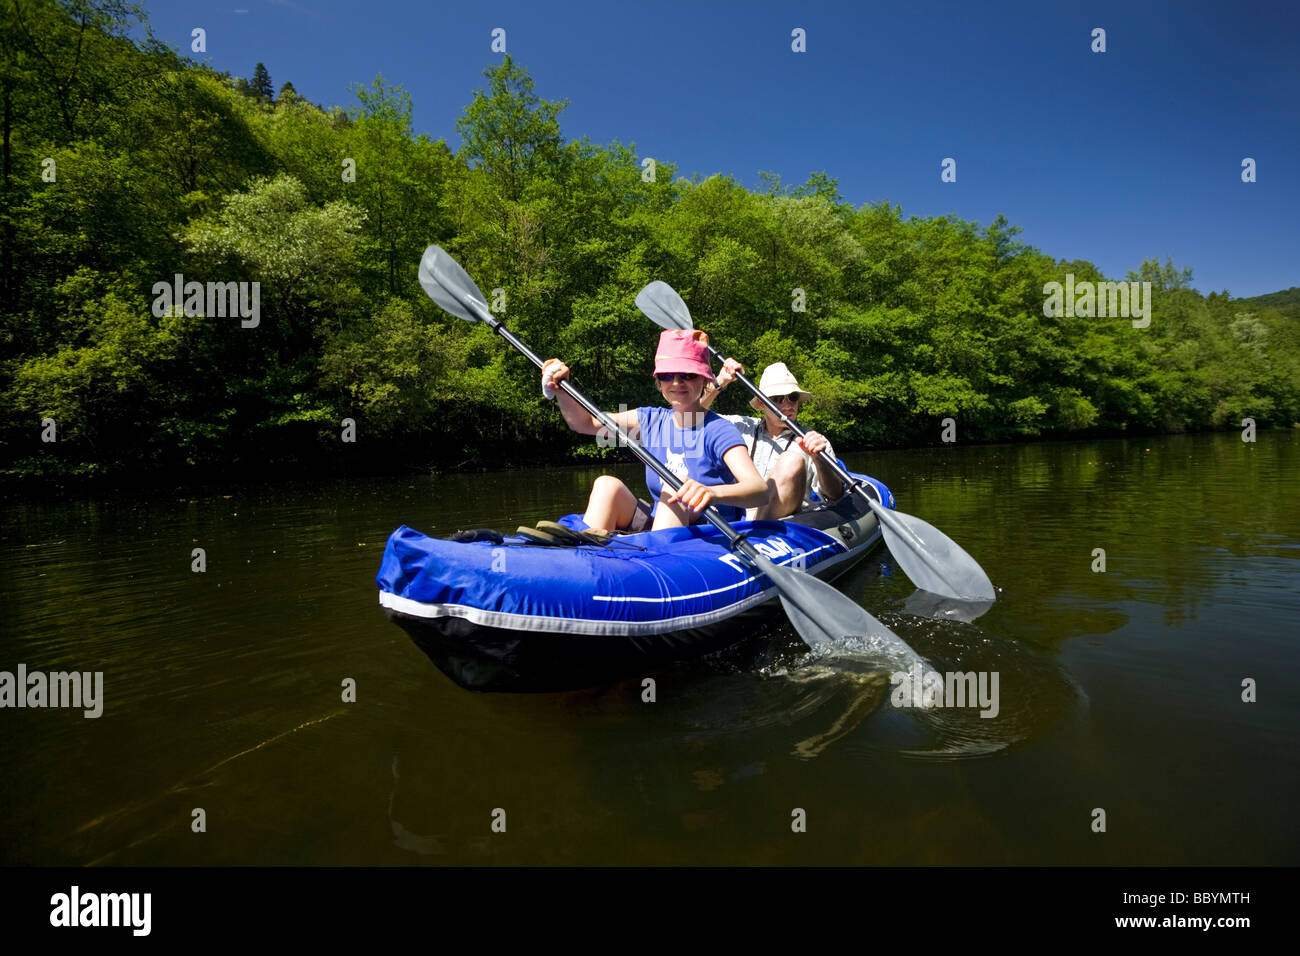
top-left (656, 372), bottom-right (700, 383)
top-left (772, 393), bottom-right (801, 405)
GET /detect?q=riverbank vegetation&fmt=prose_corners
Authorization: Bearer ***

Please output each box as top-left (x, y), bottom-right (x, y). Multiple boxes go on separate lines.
top-left (2, 0), bottom-right (1297, 481)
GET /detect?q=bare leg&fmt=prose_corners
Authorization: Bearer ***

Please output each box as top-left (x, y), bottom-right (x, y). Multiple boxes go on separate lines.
top-left (753, 450), bottom-right (807, 520)
top-left (583, 475), bottom-right (640, 532)
top-left (650, 491), bottom-right (693, 531)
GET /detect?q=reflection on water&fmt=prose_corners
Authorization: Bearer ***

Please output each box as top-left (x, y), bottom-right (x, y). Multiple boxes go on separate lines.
top-left (1, 430), bottom-right (1297, 864)
top-left (387, 755), bottom-right (445, 857)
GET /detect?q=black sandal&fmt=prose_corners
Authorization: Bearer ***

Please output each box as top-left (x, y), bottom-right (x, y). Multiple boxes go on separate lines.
top-left (515, 525), bottom-right (569, 546)
top-left (449, 528), bottom-right (505, 544)
top-left (535, 521), bottom-right (588, 545)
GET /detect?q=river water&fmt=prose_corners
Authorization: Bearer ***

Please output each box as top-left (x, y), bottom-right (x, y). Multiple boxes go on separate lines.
top-left (2, 430), bottom-right (1297, 865)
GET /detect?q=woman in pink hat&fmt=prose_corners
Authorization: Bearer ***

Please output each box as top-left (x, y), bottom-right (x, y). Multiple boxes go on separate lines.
top-left (542, 330), bottom-right (768, 533)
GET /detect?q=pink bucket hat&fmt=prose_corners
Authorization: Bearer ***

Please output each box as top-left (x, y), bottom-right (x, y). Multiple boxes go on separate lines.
top-left (653, 329), bottom-right (715, 383)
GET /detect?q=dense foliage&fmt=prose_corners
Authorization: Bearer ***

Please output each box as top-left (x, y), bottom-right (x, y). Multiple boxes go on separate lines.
top-left (2, 0), bottom-right (1296, 479)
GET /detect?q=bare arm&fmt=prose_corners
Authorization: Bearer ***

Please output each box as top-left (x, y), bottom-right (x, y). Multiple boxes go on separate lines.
top-left (796, 432), bottom-right (847, 503)
top-left (544, 360), bottom-right (640, 439)
top-left (700, 357), bottom-right (743, 411)
top-left (812, 451), bottom-right (847, 503)
top-left (717, 444), bottom-right (772, 508)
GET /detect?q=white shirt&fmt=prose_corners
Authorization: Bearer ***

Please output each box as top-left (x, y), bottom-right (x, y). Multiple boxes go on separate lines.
top-left (721, 415), bottom-right (835, 508)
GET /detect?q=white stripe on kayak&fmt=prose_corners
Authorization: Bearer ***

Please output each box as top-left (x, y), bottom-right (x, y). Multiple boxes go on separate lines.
top-left (590, 542), bottom-right (838, 603)
top-left (380, 587), bottom-right (779, 636)
top-left (377, 536), bottom-right (875, 637)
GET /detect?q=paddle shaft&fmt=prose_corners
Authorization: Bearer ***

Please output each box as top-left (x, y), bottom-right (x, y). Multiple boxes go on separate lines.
top-left (475, 311), bottom-right (761, 552)
top-left (706, 342), bottom-right (878, 508)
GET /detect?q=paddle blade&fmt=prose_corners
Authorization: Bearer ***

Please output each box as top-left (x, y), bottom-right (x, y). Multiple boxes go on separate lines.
top-left (869, 500), bottom-right (996, 602)
top-left (635, 280), bottom-right (694, 331)
top-left (418, 245), bottom-right (489, 323)
top-left (902, 588), bottom-right (994, 623)
top-left (754, 553), bottom-right (923, 671)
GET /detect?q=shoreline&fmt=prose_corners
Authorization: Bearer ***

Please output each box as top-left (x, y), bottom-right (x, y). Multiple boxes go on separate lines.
top-left (2, 423), bottom-right (1292, 500)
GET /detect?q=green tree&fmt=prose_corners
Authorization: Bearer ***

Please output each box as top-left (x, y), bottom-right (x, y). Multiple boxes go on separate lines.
top-left (455, 54), bottom-right (566, 202)
top-left (177, 174), bottom-right (367, 458)
top-left (343, 76), bottom-right (454, 295)
top-left (1129, 256), bottom-right (1193, 292)
top-left (181, 173), bottom-right (366, 334)
top-left (251, 61), bottom-right (273, 103)
top-left (1, 0), bottom-right (169, 144)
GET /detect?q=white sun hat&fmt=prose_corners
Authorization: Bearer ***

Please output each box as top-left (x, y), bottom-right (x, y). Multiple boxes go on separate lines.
top-left (750, 362), bottom-right (813, 410)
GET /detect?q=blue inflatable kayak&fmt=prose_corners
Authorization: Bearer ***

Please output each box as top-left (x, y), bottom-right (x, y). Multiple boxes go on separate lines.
top-left (377, 474), bottom-right (894, 691)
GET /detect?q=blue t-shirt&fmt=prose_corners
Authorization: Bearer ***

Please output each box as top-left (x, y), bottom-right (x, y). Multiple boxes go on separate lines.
top-left (636, 407), bottom-right (747, 521)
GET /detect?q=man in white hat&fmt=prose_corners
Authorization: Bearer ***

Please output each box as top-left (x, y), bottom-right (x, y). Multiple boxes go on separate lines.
top-left (701, 359), bottom-right (846, 519)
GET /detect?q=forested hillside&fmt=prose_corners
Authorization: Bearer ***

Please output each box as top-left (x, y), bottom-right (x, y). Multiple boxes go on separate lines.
top-left (1233, 287), bottom-right (1300, 320)
top-left (2, 0), bottom-right (1296, 480)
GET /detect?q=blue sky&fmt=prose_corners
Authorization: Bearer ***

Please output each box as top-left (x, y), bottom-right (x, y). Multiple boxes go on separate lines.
top-left (140, 0), bottom-right (1298, 297)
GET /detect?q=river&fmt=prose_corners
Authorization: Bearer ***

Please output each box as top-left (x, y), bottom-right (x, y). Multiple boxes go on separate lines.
top-left (2, 429), bottom-right (1297, 864)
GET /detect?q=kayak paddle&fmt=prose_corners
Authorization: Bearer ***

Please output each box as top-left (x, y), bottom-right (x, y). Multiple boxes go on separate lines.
top-left (635, 279), bottom-right (996, 603)
top-left (417, 245), bottom-right (923, 665)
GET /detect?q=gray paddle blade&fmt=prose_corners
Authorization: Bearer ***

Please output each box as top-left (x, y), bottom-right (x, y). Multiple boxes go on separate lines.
top-left (869, 500), bottom-right (996, 602)
top-left (418, 245), bottom-right (488, 323)
top-left (902, 588), bottom-right (995, 623)
top-left (635, 280), bottom-right (693, 331)
top-left (753, 553), bottom-right (923, 671)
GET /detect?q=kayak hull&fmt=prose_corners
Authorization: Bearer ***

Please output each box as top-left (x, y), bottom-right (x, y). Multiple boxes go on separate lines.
top-left (391, 535), bottom-right (878, 691)
top-left (377, 477), bottom-right (893, 692)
